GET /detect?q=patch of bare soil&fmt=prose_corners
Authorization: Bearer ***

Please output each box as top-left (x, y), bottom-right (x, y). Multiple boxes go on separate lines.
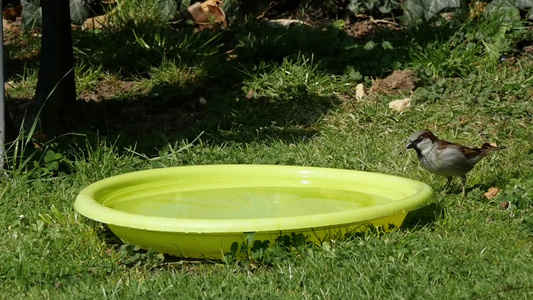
top-left (78, 80), bottom-right (138, 102)
top-left (343, 15), bottom-right (400, 40)
top-left (344, 19), bottom-right (376, 38)
top-left (370, 70), bottom-right (417, 94)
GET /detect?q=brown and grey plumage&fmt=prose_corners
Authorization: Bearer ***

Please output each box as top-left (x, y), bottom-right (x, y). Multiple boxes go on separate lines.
top-left (406, 129), bottom-right (505, 197)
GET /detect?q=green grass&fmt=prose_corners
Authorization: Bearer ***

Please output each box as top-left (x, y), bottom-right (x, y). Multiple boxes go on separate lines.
top-left (2, 1), bottom-right (533, 299)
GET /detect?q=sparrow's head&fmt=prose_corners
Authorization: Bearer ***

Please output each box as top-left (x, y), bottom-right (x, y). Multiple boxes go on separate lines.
top-left (406, 129), bottom-right (438, 153)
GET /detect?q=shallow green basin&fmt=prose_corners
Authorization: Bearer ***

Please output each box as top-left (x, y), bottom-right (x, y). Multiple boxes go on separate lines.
top-left (74, 165), bottom-right (433, 258)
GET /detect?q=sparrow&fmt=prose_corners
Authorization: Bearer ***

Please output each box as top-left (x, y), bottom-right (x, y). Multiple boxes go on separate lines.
top-left (406, 129), bottom-right (505, 197)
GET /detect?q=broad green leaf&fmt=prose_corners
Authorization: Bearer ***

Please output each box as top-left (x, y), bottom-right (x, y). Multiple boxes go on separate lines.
top-left (347, 0), bottom-right (376, 14)
top-left (158, 0), bottom-right (178, 20)
top-left (20, 0), bottom-right (42, 31)
top-left (364, 41), bottom-right (376, 50)
top-left (70, 0), bottom-right (91, 25)
top-left (379, 0), bottom-right (401, 13)
top-left (485, 0), bottom-right (521, 22)
top-left (382, 41), bottom-right (394, 50)
top-left (43, 150), bottom-right (63, 172)
top-left (404, 0), bottom-right (460, 21)
top-left (514, 0), bottom-right (533, 8)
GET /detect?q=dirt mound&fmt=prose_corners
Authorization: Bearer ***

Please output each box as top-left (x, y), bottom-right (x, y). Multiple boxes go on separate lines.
top-left (370, 70), bottom-right (417, 94)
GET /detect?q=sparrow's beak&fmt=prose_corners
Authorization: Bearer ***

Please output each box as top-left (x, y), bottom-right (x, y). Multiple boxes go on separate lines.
top-left (405, 142), bottom-right (414, 150)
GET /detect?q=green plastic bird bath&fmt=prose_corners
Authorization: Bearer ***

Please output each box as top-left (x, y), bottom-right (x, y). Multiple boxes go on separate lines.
top-left (74, 165), bottom-right (433, 259)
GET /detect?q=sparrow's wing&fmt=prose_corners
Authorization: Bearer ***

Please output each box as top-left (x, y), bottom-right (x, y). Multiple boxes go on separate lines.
top-left (437, 140), bottom-right (483, 159)
top-left (459, 146), bottom-right (484, 159)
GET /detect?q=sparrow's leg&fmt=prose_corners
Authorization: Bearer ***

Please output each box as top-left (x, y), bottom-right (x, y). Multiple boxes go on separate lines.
top-left (444, 177), bottom-right (453, 191)
top-left (461, 176), bottom-right (467, 197)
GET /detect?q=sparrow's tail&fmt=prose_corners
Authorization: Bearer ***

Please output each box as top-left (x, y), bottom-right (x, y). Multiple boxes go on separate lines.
top-left (480, 143), bottom-right (506, 155)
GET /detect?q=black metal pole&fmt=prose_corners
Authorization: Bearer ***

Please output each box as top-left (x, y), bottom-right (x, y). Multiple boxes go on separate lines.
top-left (30, 0), bottom-right (76, 138)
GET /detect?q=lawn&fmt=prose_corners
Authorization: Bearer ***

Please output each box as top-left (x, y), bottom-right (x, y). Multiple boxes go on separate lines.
top-left (1, 1), bottom-right (533, 299)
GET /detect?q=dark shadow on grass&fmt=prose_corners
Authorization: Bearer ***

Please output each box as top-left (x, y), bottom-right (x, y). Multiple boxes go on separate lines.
top-left (401, 203), bottom-right (445, 229)
top-left (64, 21), bottom-right (456, 153)
top-left (5, 17), bottom-right (460, 154)
top-left (68, 92), bottom-right (332, 155)
top-left (98, 223), bottom-right (124, 246)
top-left (71, 21), bottom-right (226, 78)
top-left (2, 31), bottom-right (41, 81)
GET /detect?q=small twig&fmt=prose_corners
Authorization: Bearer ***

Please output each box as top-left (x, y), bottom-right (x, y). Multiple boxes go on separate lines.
top-left (354, 14), bottom-right (401, 28)
top-left (370, 18), bottom-right (400, 27)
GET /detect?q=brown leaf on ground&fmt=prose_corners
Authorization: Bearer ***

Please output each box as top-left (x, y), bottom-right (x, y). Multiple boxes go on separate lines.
top-left (246, 89), bottom-right (255, 99)
top-left (3, 4), bottom-right (22, 21)
top-left (2, 18), bottom-right (15, 32)
top-left (33, 133), bottom-right (48, 144)
top-left (500, 201), bottom-right (509, 210)
top-left (468, 1), bottom-right (487, 20)
top-left (370, 70), bottom-right (417, 95)
top-left (388, 98), bottom-right (411, 112)
top-left (484, 187), bottom-right (499, 200)
top-left (355, 83), bottom-right (366, 101)
top-left (82, 15), bottom-right (108, 30)
top-left (188, 0), bottom-right (227, 28)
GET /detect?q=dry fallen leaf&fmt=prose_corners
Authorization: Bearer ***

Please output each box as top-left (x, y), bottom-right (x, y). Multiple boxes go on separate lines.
top-left (188, 0), bottom-right (227, 28)
top-left (355, 83), bottom-right (366, 101)
top-left (388, 98), bottom-right (411, 112)
top-left (469, 1), bottom-right (487, 20)
top-left (3, 18), bottom-right (12, 31)
top-left (81, 0), bottom-right (125, 30)
top-left (500, 201), bottom-right (509, 209)
top-left (246, 89), bottom-right (254, 99)
top-left (484, 187), bottom-right (499, 200)
top-left (3, 4), bottom-right (22, 21)
top-left (4, 80), bottom-right (15, 91)
top-left (82, 15), bottom-right (108, 30)
top-left (33, 133), bottom-right (48, 144)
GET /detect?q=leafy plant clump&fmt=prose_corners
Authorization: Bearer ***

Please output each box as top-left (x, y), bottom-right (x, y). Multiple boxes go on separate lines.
top-left (347, 0), bottom-right (533, 22)
top-left (497, 178), bottom-right (533, 209)
top-left (222, 233), bottom-right (311, 266)
top-left (408, 4), bottom-right (530, 78)
top-left (116, 244), bottom-right (166, 270)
